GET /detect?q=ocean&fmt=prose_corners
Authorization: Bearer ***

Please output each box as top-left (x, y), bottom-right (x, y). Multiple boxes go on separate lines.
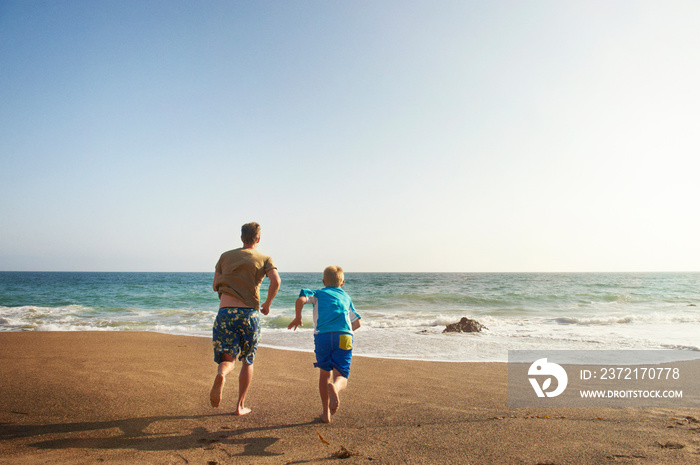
top-left (0, 272), bottom-right (698, 362)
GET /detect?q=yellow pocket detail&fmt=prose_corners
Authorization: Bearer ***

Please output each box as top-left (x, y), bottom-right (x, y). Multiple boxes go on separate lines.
top-left (339, 334), bottom-right (353, 350)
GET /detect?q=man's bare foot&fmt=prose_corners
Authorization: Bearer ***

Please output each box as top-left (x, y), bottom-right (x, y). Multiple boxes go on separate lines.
top-left (234, 405), bottom-right (252, 416)
top-left (210, 374), bottom-right (225, 408)
top-left (328, 383), bottom-right (339, 415)
top-left (321, 411), bottom-right (331, 423)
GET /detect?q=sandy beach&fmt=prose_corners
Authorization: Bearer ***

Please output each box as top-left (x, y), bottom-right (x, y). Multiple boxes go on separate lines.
top-left (1, 332), bottom-right (699, 464)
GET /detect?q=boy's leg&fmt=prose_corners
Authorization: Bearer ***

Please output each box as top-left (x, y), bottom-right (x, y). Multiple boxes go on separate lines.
top-left (318, 369), bottom-right (332, 423)
top-left (210, 354), bottom-right (236, 408)
top-left (235, 360), bottom-right (253, 416)
top-left (327, 333), bottom-right (352, 416)
top-left (328, 368), bottom-right (348, 415)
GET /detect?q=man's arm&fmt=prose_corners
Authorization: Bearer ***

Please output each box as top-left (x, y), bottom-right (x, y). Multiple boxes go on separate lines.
top-left (352, 318), bottom-right (361, 331)
top-left (288, 296), bottom-right (307, 330)
top-left (213, 272), bottom-right (220, 292)
top-left (260, 268), bottom-right (281, 315)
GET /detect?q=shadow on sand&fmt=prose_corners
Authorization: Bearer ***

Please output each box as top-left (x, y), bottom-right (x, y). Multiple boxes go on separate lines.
top-left (1, 414), bottom-right (319, 458)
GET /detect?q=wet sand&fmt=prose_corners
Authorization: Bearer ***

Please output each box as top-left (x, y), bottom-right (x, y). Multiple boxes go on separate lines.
top-left (1, 331), bottom-right (698, 464)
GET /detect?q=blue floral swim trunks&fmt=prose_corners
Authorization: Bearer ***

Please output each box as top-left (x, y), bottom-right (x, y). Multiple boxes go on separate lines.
top-left (212, 307), bottom-right (260, 365)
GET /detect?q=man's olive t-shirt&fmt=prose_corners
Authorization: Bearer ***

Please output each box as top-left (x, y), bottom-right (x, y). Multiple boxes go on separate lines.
top-left (214, 248), bottom-right (276, 309)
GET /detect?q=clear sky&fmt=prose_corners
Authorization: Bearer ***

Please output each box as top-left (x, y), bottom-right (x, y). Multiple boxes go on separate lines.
top-left (1, 1), bottom-right (699, 272)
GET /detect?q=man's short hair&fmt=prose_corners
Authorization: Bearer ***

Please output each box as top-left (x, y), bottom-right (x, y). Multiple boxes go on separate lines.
top-left (241, 222), bottom-right (261, 245)
top-left (323, 265), bottom-right (344, 287)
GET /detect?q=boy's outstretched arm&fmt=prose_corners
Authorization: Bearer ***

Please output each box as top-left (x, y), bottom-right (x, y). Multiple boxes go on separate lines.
top-left (288, 296), bottom-right (307, 330)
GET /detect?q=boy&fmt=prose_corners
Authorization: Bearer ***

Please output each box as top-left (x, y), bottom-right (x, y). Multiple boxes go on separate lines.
top-left (288, 266), bottom-right (361, 423)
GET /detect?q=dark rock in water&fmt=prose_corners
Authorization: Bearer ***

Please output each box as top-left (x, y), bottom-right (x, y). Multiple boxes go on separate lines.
top-left (688, 303), bottom-right (697, 307)
top-left (443, 317), bottom-right (486, 333)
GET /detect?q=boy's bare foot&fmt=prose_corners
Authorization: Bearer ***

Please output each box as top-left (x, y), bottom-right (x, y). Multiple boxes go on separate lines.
top-left (210, 374), bottom-right (225, 408)
top-left (234, 406), bottom-right (252, 416)
top-left (321, 411), bottom-right (332, 423)
top-left (328, 383), bottom-right (339, 415)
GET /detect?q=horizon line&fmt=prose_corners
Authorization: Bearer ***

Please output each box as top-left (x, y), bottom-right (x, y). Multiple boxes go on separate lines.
top-left (1, 270), bottom-right (699, 274)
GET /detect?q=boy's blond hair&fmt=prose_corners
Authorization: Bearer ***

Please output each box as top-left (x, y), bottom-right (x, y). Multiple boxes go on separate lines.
top-left (241, 222), bottom-right (261, 245)
top-left (323, 266), bottom-right (344, 287)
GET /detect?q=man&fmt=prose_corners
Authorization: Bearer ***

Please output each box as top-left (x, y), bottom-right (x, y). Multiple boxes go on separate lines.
top-left (210, 222), bottom-right (281, 415)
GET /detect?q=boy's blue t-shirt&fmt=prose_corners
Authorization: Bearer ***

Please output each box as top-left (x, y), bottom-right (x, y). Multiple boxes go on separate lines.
top-left (299, 287), bottom-right (361, 334)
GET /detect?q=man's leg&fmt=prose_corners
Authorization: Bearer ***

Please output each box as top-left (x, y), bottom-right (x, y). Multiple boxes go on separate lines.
top-left (235, 360), bottom-right (253, 416)
top-left (328, 368), bottom-right (348, 415)
top-left (319, 369), bottom-right (332, 423)
top-left (210, 353), bottom-right (235, 408)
